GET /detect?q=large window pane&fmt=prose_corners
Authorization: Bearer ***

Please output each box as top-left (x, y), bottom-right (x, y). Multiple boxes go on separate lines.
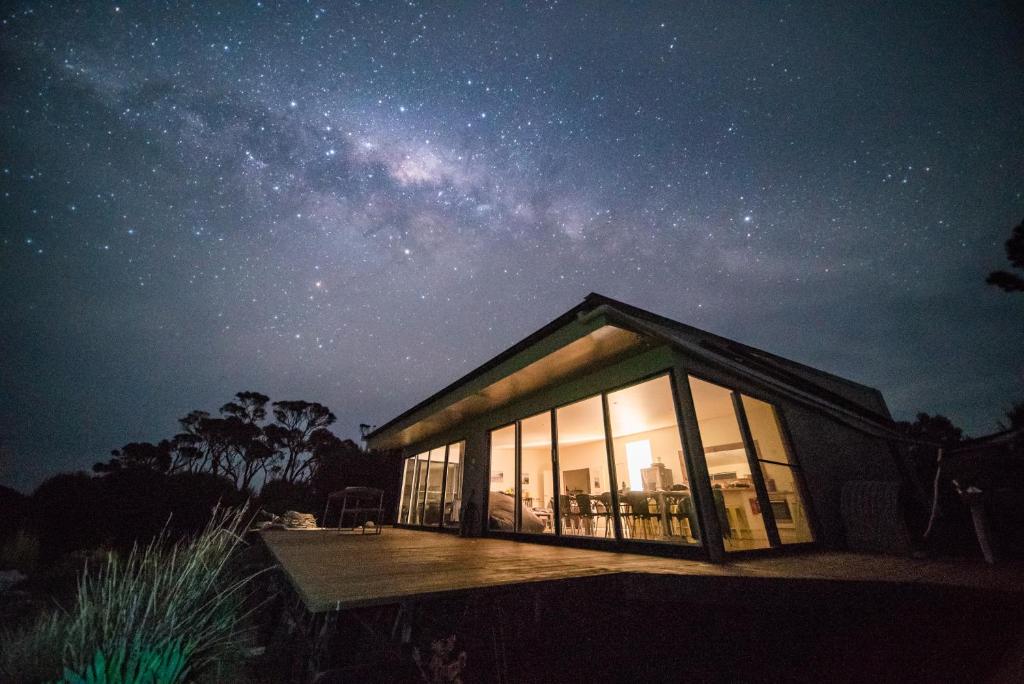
top-left (556, 396), bottom-right (614, 539)
top-left (607, 375), bottom-right (697, 545)
top-left (488, 425), bottom-right (516, 531)
top-left (741, 396), bottom-right (813, 543)
top-left (399, 458), bottom-right (416, 524)
top-left (689, 377), bottom-right (771, 551)
top-left (442, 441), bottom-right (464, 528)
top-left (519, 412), bottom-right (554, 534)
top-left (410, 451), bottom-right (430, 525)
top-left (423, 447), bottom-right (446, 526)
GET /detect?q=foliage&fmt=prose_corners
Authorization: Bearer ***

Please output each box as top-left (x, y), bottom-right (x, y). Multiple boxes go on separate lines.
top-left (0, 528), bottom-right (40, 573)
top-left (256, 478), bottom-right (314, 515)
top-left (93, 391), bottom-right (345, 491)
top-left (413, 635), bottom-right (467, 684)
top-left (58, 638), bottom-right (190, 684)
top-left (986, 218), bottom-right (1024, 293)
top-left (894, 412), bottom-right (965, 448)
top-left (28, 470), bottom-right (242, 561)
top-left (998, 401), bottom-right (1024, 431)
top-left (0, 506), bottom-right (261, 684)
top-left (263, 400), bottom-right (336, 484)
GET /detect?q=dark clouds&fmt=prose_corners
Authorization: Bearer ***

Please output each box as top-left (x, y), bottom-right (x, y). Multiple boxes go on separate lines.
top-left (1, 2), bottom-right (1022, 491)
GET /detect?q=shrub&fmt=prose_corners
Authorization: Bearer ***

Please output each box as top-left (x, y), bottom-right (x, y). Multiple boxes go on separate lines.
top-left (30, 472), bottom-right (106, 561)
top-left (257, 479), bottom-right (314, 515)
top-left (0, 528), bottom-right (40, 573)
top-left (0, 506), bottom-right (263, 683)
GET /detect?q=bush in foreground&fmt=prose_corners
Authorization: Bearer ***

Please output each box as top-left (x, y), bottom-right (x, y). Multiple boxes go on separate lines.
top-left (0, 506), bottom-right (262, 683)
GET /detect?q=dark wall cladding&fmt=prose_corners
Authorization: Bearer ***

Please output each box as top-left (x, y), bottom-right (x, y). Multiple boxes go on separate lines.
top-left (781, 402), bottom-right (900, 548)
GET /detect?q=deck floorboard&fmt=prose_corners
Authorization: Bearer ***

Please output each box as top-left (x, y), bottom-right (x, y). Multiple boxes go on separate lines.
top-left (259, 528), bottom-right (1024, 613)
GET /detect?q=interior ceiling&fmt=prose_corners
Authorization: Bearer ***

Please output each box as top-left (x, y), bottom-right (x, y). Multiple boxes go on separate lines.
top-left (382, 324), bottom-right (649, 449)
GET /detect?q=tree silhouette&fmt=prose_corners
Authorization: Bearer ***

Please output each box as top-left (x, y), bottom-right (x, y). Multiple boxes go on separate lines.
top-left (999, 401), bottom-right (1024, 431)
top-left (218, 391), bottom-right (273, 491)
top-left (895, 412), bottom-right (965, 448)
top-left (94, 440), bottom-right (173, 473)
top-left (264, 400), bottom-right (337, 484)
top-left (93, 392), bottom-right (345, 490)
top-left (986, 219), bottom-right (1024, 293)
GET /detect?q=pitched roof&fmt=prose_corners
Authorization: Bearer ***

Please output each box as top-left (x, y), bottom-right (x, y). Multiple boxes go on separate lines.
top-left (367, 292), bottom-right (896, 446)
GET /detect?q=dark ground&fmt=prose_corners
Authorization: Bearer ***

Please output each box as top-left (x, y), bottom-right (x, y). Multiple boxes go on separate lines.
top-left (250, 566), bottom-right (1024, 683)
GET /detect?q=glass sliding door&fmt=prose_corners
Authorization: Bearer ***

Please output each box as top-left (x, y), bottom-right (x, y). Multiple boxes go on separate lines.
top-left (399, 458), bottom-right (416, 524)
top-left (442, 441), bottom-right (464, 528)
top-left (518, 411), bottom-right (554, 534)
top-left (740, 396), bottom-right (813, 544)
top-left (423, 446), bottom-right (446, 526)
top-left (488, 425), bottom-right (517, 531)
top-left (410, 451), bottom-right (430, 525)
top-left (556, 396), bottom-right (614, 539)
top-left (688, 376), bottom-right (772, 551)
top-left (607, 375), bottom-right (697, 545)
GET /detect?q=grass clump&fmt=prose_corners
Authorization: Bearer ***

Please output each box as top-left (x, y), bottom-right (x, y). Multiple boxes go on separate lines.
top-left (1, 505), bottom-right (263, 683)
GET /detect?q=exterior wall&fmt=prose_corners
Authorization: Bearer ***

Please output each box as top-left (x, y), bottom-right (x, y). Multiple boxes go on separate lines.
top-left (779, 406), bottom-right (900, 547)
top-left (394, 342), bottom-right (902, 553)
top-left (398, 345), bottom-right (678, 534)
top-left (671, 349), bottom-right (901, 550)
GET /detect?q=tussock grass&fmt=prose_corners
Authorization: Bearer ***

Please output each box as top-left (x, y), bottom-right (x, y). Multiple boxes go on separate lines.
top-left (1, 505), bottom-right (264, 683)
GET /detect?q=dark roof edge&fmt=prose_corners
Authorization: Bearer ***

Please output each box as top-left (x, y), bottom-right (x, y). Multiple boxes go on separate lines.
top-left (364, 297), bottom-right (597, 440)
top-left (366, 292), bottom-right (887, 442)
top-left (582, 292), bottom-right (882, 401)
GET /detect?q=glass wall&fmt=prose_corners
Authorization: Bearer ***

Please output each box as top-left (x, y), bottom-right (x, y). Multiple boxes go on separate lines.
top-left (556, 396), bottom-right (614, 539)
top-left (519, 411), bottom-right (554, 533)
top-left (399, 458), bottom-right (416, 524)
top-left (688, 376), bottom-right (772, 551)
top-left (741, 396), bottom-right (813, 544)
top-left (423, 446), bottom-right (446, 526)
top-left (607, 375), bottom-right (697, 545)
top-left (488, 424), bottom-right (517, 531)
top-left (410, 451), bottom-right (430, 525)
top-left (442, 442), bottom-right (463, 528)
top-left (398, 440), bottom-right (466, 529)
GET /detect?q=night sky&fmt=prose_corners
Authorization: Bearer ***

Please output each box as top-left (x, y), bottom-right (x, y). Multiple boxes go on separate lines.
top-left (1, 2), bottom-right (1022, 492)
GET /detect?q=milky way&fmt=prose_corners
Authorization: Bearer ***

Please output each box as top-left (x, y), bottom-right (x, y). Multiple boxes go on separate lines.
top-left (1, 2), bottom-right (1022, 490)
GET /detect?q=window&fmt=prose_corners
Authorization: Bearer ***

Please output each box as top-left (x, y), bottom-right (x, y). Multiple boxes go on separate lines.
top-left (399, 458), bottom-right (416, 524)
top-left (410, 451), bottom-right (430, 526)
top-left (741, 396), bottom-right (813, 544)
top-left (442, 442), bottom-right (463, 528)
top-left (398, 440), bottom-right (466, 528)
top-left (688, 377), bottom-right (772, 550)
top-left (519, 411), bottom-right (554, 534)
top-left (607, 375), bottom-right (697, 545)
top-left (488, 424), bottom-right (517, 531)
top-left (423, 446), bottom-right (446, 526)
top-left (556, 396), bottom-right (614, 539)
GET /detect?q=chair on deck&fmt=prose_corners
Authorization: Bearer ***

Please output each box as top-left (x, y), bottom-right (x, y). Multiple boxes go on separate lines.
top-left (322, 487), bottom-right (384, 534)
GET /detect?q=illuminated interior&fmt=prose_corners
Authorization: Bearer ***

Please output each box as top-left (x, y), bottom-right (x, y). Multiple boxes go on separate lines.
top-left (607, 375), bottom-right (696, 544)
top-left (556, 395), bottom-right (613, 539)
top-left (488, 425), bottom-right (516, 531)
top-left (689, 376), bottom-right (813, 551)
top-left (398, 441), bottom-right (466, 529)
top-left (519, 411), bottom-right (554, 534)
top-left (400, 371), bottom-right (813, 552)
top-left (741, 395), bottom-right (813, 544)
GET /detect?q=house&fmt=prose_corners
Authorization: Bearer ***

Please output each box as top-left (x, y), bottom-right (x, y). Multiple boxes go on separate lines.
top-left (365, 293), bottom-right (909, 560)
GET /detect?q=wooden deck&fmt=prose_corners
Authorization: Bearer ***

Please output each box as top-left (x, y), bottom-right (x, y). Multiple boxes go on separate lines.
top-left (260, 528), bottom-right (1024, 613)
